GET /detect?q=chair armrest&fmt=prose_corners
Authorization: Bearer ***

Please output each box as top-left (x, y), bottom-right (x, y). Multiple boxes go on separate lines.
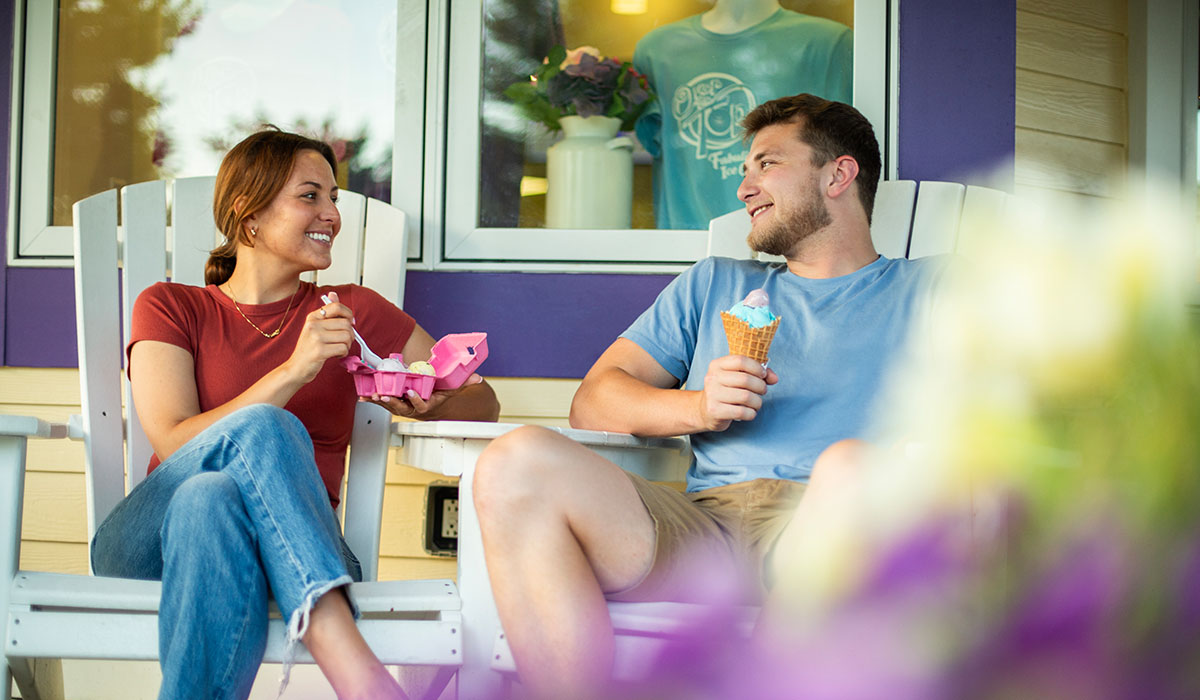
top-left (391, 421), bottom-right (691, 481)
top-left (0, 415), bottom-right (71, 439)
top-left (68, 413), bottom-right (85, 440)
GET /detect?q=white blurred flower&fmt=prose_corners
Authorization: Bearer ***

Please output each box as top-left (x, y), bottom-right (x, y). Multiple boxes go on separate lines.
top-left (773, 181), bottom-right (1198, 608)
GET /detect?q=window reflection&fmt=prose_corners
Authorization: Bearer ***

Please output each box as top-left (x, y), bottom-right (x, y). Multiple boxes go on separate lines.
top-left (477, 0), bottom-right (854, 231)
top-left (51, 0), bottom-right (398, 226)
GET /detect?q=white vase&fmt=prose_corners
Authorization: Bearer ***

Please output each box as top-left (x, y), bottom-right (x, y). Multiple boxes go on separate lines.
top-left (545, 115), bottom-right (633, 229)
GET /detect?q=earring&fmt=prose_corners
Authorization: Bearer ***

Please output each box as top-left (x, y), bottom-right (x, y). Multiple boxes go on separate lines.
top-left (250, 227), bottom-right (258, 237)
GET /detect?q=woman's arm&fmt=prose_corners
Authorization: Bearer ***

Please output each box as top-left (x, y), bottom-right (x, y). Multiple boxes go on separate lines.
top-left (131, 300), bottom-right (357, 460)
top-left (362, 323), bottom-right (501, 422)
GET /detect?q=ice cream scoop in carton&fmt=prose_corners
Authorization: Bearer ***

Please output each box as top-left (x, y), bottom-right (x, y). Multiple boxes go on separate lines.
top-left (341, 332), bottom-right (489, 400)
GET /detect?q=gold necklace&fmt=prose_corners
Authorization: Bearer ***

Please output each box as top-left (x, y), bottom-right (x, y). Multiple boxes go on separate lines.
top-left (224, 283), bottom-right (300, 339)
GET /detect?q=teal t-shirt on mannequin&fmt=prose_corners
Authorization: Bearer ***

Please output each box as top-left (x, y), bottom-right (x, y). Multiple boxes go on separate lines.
top-left (621, 255), bottom-right (950, 493)
top-left (632, 10), bottom-right (852, 230)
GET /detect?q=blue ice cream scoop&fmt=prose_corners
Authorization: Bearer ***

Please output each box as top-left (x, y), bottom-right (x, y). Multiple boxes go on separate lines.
top-left (727, 289), bottom-right (777, 329)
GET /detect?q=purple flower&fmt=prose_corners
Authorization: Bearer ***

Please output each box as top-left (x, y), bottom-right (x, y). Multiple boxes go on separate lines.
top-left (507, 45), bottom-right (656, 130)
top-left (547, 54), bottom-right (622, 118)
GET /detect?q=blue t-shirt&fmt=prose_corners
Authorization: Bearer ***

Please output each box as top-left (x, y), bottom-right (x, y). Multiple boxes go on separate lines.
top-left (632, 10), bottom-right (852, 230)
top-left (621, 255), bottom-right (949, 492)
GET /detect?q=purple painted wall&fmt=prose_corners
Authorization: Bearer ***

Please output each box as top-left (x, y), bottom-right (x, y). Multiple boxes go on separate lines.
top-left (898, 0), bottom-right (1016, 185)
top-left (1, 1), bottom-right (1015, 377)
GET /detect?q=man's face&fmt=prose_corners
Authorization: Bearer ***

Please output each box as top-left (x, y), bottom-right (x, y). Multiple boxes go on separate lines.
top-left (736, 123), bottom-right (832, 257)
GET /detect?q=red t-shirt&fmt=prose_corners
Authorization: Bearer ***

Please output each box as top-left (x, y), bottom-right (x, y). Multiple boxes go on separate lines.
top-left (128, 281), bottom-right (416, 507)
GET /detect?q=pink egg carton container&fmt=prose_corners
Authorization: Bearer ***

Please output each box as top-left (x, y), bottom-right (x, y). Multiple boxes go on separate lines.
top-left (341, 332), bottom-right (488, 400)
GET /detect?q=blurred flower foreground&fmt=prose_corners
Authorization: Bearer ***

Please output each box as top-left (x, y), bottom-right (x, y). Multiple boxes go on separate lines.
top-left (627, 188), bottom-right (1200, 700)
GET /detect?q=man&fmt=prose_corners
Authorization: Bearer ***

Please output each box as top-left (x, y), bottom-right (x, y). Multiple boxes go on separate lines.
top-left (472, 93), bottom-right (949, 698)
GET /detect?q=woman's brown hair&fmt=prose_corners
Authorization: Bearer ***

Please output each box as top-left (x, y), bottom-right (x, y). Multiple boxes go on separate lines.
top-left (205, 128), bottom-right (338, 286)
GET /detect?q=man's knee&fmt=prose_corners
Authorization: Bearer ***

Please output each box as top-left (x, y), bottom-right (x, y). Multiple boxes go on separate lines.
top-left (474, 425), bottom-right (572, 518)
top-left (810, 438), bottom-right (868, 487)
top-left (474, 426), bottom-right (555, 506)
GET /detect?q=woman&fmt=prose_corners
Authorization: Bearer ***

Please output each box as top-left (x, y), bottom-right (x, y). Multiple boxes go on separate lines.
top-left (90, 129), bottom-right (500, 700)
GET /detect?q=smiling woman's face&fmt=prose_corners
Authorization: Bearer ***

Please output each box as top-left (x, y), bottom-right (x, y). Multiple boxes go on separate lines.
top-left (245, 149), bottom-right (343, 274)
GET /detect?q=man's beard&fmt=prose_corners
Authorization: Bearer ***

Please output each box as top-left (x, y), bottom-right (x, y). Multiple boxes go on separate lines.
top-left (748, 186), bottom-right (832, 257)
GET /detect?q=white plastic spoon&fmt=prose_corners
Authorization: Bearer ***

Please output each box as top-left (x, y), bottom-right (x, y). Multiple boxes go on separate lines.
top-left (321, 294), bottom-right (382, 368)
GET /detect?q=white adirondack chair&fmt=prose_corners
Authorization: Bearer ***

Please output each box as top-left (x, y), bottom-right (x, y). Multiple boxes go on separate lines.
top-left (2, 177), bottom-right (461, 700)
top-left (408, 179), bottom-right (1012, 698)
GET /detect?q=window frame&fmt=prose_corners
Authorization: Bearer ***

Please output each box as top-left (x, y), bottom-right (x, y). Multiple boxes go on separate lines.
top-left (429, 0), bottom-right (892, 273)
top-left (1126, 0), bottom-right (1199, 303)
top-left (7, 0), bottom-right (62, 266)
top-left (6, 0), bottom-right (423, 268)
top-left (7, 0), bottom-right (896, 272)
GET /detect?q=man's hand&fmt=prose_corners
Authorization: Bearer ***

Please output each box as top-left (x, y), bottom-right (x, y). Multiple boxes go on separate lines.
top-left (696, 354), bottom-right (779, 432)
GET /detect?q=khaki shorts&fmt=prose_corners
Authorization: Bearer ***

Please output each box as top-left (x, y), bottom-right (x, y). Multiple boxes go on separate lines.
top-left (608, 474), bottom-right (807, 604)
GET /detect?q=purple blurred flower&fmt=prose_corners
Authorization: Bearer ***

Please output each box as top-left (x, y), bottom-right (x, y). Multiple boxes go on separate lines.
top-left (546, 54), bottom-right (622, 119)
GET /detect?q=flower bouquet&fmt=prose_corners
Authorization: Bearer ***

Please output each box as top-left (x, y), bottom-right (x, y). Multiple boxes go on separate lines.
top-left (504, 45), bottom-right (652, 132)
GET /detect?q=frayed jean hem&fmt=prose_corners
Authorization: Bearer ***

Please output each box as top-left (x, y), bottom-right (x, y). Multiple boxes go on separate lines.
top-left (276, 574), bottom-right (357, 697)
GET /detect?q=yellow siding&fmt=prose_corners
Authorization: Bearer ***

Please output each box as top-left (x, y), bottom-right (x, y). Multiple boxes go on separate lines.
top-left (1015, 0), bottom-right (1128, 201)
top-left (1014, 130), bottom-right (1127, 198)
top-left (1016, 69), bottom-right (1126, 143)
top-left (1017, 0), bottom-right (1126, 34)
top-left (1016, 11), bottom-right (1126, 88)
top-left (1, 366), bottom-right (580, 581)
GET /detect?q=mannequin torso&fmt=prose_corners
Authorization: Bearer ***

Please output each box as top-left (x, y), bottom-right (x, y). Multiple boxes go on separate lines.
top-left (701, 0), bottom-right (783, 34)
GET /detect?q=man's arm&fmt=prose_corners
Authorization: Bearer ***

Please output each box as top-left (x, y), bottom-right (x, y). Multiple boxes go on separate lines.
top-left (569, 338), bottom-right (777, 437)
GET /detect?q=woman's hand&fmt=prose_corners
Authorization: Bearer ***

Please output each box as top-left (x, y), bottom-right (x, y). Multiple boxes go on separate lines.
top-left (361, 373), bottom-right (485, 418)
top-left (284, 290), bottom-right (355, 385)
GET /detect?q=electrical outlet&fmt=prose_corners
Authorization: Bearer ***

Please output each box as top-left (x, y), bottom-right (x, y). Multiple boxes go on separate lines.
top-left (423, 482), bottom-right (459, 556)
top-left (441, 498), bottom-right (459, 538)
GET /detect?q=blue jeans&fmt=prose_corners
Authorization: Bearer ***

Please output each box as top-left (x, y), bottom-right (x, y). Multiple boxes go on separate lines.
top-left (91, 404), bottom-right (362, 700)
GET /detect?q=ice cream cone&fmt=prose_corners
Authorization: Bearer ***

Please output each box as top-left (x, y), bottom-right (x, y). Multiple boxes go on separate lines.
top-left (721, 311), bottom-right (780, 364)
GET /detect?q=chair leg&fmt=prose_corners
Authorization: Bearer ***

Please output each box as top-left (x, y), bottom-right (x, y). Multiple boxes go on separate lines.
top-left (8, 658), bottom-right (64, 700)
top-left (396, 664), bottom-right (457, 700)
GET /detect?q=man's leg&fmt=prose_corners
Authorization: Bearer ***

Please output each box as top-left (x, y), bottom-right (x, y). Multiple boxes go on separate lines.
top-left (771, 438), bottom-right (869, 568)
top-left (759, 439), bottom-right (869, 640)
top-left (473, 426), bottom-right (657, 699)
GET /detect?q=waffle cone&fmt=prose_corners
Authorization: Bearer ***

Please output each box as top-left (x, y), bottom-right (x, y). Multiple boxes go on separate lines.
top-left (720, 312), bottom-right (780, 364)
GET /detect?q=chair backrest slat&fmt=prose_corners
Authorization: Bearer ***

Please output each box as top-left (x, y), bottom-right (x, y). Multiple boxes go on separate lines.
top-left (956, 184), bottom-right (1011, 258)
top-left (705, 208), bottom-right (752, 259)
top-left (362, 197), bottom-right (408, 306)
top-left (870, 180), bottom-right (917, 259)
top-left (170, 177), bottom-right (217, 287)
top-left (72, 191), bottom-right (127, 542)
top-left (120, 181), bottom-right (168, 494)
top-left (907, 181), bottom-right (966, 259)
top-left (319, 190), bottom-right (367, 288)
